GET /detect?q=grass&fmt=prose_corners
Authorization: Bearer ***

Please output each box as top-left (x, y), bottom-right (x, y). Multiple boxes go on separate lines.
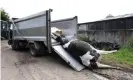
top-left (78, 35), bottom-right (133, 69)
top-left (78, 35), bottom-right (90, 42)
top-left (100, 47), bottom-right (133, 69)
top-left (101, 37), bottom-right (133, 69)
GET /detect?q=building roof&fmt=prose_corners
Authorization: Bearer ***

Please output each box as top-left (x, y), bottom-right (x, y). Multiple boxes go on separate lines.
top-left (79, 13), bottom-right (133, 25)
top-left (103, 13), bottom-right (133, 21)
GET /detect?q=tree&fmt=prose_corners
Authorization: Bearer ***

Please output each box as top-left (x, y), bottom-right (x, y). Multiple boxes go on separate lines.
top-left (1, 8), bottom-right (10, 40)
top-left (0, 8), bottom-right (10, 21)
top-left (106, 14), bottom-right (114, 18)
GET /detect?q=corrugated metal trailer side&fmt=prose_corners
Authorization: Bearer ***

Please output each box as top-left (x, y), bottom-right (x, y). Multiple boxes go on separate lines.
top-left (9, 9), bottom-right (52, 53)
top-left (51, 16), bottom-right (78, 41)
top-left (13, 10), bottom-right (49, 41)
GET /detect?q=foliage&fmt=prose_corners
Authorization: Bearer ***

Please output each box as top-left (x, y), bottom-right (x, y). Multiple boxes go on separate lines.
top-left (78, 35), bottom-right (90, 42)
top-left (106, 14), bottom-right (114, 18)
top-left (101, 47), bottom-right (133, 69)
top-left (0, 8), bottom-right (10, 21)
top-left (127, 36), bottom-right (133, 48)
top-left (101, 37), bottom-right (133, 69)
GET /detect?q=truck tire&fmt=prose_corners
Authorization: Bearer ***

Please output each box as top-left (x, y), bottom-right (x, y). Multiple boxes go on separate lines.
top-left (30, 44), bottom-right (39, 57)
top-left (37, 42), bottom-right (48, 56)
top-left (29, 42), bottom-right (49, 57)
top-left (11, 40), bottom-right (19, 50)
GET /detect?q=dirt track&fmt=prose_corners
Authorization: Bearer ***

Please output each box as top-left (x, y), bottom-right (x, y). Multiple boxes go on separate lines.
top-left (1, 40), bottom-right (108, 80)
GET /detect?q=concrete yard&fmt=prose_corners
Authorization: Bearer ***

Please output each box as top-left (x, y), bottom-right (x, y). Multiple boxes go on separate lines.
top-left (1, 40), bottom-right (108, 80)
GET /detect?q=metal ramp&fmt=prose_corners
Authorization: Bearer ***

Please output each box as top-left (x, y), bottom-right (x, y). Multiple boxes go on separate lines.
top-left (52, 45), bottom-right (85, 71)
top-left (50, 17), bottom-right (85, 71)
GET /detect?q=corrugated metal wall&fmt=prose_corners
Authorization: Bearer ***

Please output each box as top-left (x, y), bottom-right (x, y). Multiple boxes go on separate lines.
top-left (78, 17), bottom-right (133, 45)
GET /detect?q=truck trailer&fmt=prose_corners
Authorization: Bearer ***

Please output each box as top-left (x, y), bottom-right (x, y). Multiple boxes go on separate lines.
top-left (8, 9), bottom-right (85, 71)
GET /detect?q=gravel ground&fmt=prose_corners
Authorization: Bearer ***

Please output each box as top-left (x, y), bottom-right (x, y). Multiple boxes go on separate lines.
top-left (1, 40), bottom-right (108, 80)
top-left (93, 69), bottom-right (133, 80)
top-left (1, 40), bottom-right (133, 80)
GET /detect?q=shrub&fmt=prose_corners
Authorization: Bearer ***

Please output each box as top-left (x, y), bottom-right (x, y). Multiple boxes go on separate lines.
top-left (78, 35), bottom-right (90, 42)
top-left (127, 36), bottom-right (133, 48)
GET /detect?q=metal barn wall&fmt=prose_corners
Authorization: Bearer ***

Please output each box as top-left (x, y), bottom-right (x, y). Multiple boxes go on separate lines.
top-left (78, 17), bottom-right (133, 45)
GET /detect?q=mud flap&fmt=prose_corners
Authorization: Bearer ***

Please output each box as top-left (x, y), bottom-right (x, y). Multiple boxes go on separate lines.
top-left (52, 45), bottom-right (85, 71)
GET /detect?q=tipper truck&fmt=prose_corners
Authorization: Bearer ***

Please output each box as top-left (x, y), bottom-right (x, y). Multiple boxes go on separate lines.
top-left (8, 9), bottom-right (85, 71)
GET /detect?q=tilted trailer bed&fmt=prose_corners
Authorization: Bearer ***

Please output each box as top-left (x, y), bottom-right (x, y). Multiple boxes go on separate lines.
top-left (8, 9), bottom-right (85, 71)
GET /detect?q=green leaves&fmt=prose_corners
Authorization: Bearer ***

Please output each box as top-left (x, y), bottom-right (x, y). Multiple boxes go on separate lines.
top-left (0, 8), bottom-right (10, 21)
top-left (128, 37), bottom-right (133, 48)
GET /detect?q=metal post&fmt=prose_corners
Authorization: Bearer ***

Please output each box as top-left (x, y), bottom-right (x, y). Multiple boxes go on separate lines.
top-left (46, 9), bottom-right (52, 53)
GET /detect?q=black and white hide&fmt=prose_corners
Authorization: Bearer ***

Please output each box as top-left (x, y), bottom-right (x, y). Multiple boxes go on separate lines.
top-left (51, 27), bottom-right (118, 69)
top-left (63, 39), bottom-right (117, 69)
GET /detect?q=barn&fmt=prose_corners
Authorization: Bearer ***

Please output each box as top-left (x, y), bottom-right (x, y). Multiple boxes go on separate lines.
top-left (78, 14), bottom-right (133, 47)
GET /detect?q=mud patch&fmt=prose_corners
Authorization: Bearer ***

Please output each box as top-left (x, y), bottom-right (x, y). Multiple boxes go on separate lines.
top-left (18, 59), bottom-right (38, 65)
top-left (93, 69), bottom-right (133, 80)
top-left (16, 52), bottom-right (38, 65)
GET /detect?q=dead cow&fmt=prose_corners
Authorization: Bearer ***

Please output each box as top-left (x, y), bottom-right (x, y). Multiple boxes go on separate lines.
top-left (51, 27), bottom-right (117, 69)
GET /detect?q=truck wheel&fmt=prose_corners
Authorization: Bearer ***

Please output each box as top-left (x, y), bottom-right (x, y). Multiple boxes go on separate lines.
top-left (29, 44), bottom-right (40, 57)
top-left (11, 40), bottom-right (19, 50)
top-left (37, 42), bottom-right (48, 56)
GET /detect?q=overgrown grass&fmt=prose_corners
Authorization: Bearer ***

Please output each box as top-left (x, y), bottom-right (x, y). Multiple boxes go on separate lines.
top-left (78, 35), bottom-right (90, 42)
top-left (78, 35), bottom-right (133, 69)
top-left (101, 37), bottom-right (133, 69)
top-left (101, 47), bottom-right (133, 69)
